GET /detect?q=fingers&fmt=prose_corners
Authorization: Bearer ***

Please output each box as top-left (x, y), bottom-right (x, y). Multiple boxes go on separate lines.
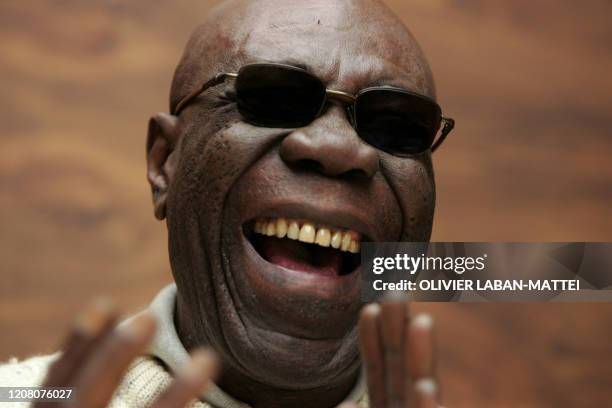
top-left (411, 378), bottom-right (438, 408)
top-left (40, 302), bottom-right (223, 408)
top-left (380, 301), bottom-right (409, 405)
top-left (149, 349), bottom-right (218, 408)
top-left (39, 303), bottom-right (156, 408)
top-left (360, 302), bottom-right (441, 408)
top-left (405, 314), bottom-right (435, 380)
top-left (336, 403), bottom-right (360, 408)
top-left (73, 313), bottom-right (157, 407)
top-left (358, 304), bottom-right (386, 408)
top-left (406, 314), bottom-right (439, 408)
top-left (43, 298), bottom-right (118, 387)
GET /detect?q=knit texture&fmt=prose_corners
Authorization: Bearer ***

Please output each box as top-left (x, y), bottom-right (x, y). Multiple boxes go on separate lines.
top-left (107, 357), bottom-right (212, 408)
top-left (0, 354), bottom-right (211, 408)
top-left (0, 353), bottom-right (59, 408)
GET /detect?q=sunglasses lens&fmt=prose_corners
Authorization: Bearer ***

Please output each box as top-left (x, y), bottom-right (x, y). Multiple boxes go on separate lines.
top-left (355, 89), bottom-right (442, 155)
top-left (235, 64), bottom-right (326, 128)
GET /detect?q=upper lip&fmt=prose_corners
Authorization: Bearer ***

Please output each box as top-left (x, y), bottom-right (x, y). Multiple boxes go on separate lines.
top-left (243, 201), bottom-right (379, 242)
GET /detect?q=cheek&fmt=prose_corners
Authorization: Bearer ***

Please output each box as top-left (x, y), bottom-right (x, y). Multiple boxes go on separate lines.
top-left (166, 119), bottom-right (289, 243)
top-left (171, 119), bottom-right (277, 208)
top-left (381, 156), bottom-right (435, 241)
top-left (164, 120), bottom-right (289, 326)
top-left (169, 131), bottom-right (237, 226)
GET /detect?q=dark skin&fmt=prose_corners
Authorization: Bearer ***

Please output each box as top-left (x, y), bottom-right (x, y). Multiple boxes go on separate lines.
top-left (41, 0), bottom-right (443, 407)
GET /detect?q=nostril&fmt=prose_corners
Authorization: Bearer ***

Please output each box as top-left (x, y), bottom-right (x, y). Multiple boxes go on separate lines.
top-left (290, 159), bottom-right (369, 179)
top-left (340, 168), bottom-right (368, 180)
top-left (294, 159), bottom-right (324, 174)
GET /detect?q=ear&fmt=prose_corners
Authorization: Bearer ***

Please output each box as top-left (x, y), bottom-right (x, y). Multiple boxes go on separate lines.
top-left (146, 112), bottom-right (180, 220)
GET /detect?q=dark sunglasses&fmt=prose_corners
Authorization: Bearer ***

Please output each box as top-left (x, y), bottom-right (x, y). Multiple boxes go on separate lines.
top-left (173, 63), bottom-right (455, 156)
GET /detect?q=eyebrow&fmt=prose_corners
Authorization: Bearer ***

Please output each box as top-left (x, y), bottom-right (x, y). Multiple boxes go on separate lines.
top-left (258, 58), bottom-right (313, 72)
top-left (365, 75), bottom-right (422, 94)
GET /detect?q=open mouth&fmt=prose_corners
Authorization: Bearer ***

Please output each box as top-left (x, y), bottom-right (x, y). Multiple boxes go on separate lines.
top-left (244, 217), bottom-right (362, 277)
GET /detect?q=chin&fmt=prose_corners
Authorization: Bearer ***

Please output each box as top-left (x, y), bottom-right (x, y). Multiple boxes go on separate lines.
top-left (213, 204), bottom-right (369, 388)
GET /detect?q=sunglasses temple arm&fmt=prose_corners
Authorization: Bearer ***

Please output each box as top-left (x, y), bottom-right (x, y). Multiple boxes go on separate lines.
top-left (431, 117), bottom-right (455, 152)
top-left (172, 73), bottom-right (237, 116)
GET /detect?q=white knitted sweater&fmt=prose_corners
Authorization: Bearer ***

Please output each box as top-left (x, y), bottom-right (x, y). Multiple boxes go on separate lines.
top-left (0, 285), bottom-right (368, 408)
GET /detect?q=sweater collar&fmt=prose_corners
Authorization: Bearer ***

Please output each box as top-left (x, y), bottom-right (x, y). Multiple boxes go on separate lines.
top-left (142, 284), bottom-right (366, 408)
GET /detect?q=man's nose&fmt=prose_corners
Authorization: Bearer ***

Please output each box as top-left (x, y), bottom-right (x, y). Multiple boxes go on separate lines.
top-left (279, 106), bottom-right (379, 178)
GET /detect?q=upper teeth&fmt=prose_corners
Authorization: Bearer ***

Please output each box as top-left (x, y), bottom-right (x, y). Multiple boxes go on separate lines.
top-left (253, 218), bottom-right (361, 254)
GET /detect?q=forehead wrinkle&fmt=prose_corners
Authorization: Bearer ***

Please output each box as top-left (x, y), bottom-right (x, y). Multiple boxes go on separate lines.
top-left (239, 24), bottom-right (342, 77)
top-left (337, 55), bottom-right (426, 94)
top-left (239, 27), bottom-right (431, 97)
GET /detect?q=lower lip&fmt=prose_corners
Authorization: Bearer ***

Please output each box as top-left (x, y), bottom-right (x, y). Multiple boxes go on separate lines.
top-left (241, 231), bottom-right (361, 300)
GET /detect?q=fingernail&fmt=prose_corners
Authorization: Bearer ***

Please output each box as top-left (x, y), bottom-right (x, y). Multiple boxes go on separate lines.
top-left (413, 313), bottom-right (433, 330)
top-left (121, 313), bottom-right (157, 341)
top-left (414, 378), bottom-right (437, 395)
top-left (181, 349), bottom-right (219, 386)
top-left (383, 291), bottom-right (409, 303)
top-left (362, 303), bottom-right (382, 317)
top-left (74, 297), bottom-right (115, 336)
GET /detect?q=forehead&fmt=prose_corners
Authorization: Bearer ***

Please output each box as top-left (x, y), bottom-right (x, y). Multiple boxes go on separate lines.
top-left (228, 0), bottom-right (434, 97)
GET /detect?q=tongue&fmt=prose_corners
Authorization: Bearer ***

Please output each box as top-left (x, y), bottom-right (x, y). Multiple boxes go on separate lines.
top-left (258, 236), bottom-right (343, 276)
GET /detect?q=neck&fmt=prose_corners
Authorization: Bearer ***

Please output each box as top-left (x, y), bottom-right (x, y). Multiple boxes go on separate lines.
top-left (175, 299), bottom-right (361, 408)
top-left (217, 363), bottom-right (359, 408)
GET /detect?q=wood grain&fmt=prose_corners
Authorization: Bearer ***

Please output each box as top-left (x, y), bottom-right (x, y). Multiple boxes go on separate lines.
top-left (1, 1), bottom-right (611, 406)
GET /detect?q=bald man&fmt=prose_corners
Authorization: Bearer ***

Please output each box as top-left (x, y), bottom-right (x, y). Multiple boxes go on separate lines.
top-left (1, 1), bottom-right (454, 407)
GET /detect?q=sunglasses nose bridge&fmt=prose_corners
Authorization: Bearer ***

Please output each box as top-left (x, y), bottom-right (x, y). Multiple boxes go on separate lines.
top-left (325, 89), bottom-right (356, 104)
top-left (324, 89), bottom-right (357, 126)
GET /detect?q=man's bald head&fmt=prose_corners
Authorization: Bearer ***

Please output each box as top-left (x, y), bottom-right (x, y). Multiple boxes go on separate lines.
top-left (170, 0), bottom-right (435, 113)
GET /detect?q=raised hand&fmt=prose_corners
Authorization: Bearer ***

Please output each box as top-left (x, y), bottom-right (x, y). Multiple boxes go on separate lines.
top-left (36, 300), bottom-right (218, 408)
top-left (340, 301), bottom-right (440, 408)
